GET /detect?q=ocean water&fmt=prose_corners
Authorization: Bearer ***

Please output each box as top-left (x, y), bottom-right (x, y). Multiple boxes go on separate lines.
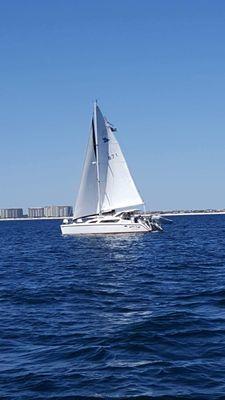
top-left (1, 215), bottom-right (225, 400)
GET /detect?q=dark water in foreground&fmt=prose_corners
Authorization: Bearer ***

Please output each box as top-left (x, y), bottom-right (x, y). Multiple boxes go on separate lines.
top-left (1, 216), bottom-right (225, 399)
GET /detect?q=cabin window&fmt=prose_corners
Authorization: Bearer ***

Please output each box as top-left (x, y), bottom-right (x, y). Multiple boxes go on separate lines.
top-left (100, 219), bottom-right (119, 223)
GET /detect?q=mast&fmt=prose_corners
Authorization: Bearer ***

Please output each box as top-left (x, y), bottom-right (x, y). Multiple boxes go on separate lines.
top-left (93, 101), bottom-right (101, 215)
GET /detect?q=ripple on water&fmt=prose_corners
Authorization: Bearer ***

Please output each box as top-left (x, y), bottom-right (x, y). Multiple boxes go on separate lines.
top-left (0, 216), bottom-right (225, 399)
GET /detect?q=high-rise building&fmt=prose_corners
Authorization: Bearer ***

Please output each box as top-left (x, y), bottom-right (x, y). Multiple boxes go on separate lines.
top-left (0, 208), bottom-right (23, 219)
top-left (44, 205), bottom-right (73, 218)
top-left (28, 207), bottom-right (45, 218)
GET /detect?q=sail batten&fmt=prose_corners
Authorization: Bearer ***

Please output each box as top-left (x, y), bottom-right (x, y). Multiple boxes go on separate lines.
top-left (74, 104), bottom-right (144, 219)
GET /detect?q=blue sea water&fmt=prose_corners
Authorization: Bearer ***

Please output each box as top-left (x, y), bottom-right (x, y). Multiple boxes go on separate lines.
top-left (1, 215), bottom-right (225, 400)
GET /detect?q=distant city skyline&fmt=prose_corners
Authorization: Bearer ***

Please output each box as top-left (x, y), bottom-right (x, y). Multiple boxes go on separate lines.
top-left (0, 205), bottom-right (73, 219)
top-left (1, 1), bottom-right (225, 210)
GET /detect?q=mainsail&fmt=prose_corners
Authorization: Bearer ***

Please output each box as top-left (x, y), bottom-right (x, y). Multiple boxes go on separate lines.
top-left (74, 103), bottom-right (144, 219)
top-left (73, 121), bottom-right (99, 218)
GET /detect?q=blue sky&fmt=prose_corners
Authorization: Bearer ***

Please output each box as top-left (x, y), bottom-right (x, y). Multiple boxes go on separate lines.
top-left (0, 0), bottom-right (225, 211)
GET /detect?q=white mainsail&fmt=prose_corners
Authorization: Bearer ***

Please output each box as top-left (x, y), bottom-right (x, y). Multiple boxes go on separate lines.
top-left (74, 103), bottom-right (144, 219)
top-left (74, 120), bottom-right (99, 218)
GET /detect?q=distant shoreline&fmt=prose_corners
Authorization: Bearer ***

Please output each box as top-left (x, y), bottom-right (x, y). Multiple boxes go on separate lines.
top-left (0, 211), bottom-right (225, 221)
top-left (161, 211), bottom-right (225, 216)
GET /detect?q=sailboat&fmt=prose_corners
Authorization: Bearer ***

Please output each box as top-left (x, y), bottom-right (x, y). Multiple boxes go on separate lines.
top-left (61, 103), bottom-right (162, 235)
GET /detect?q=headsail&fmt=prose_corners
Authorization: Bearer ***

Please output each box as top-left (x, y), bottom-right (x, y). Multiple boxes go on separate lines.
top-left (101, 122), bottom-right (144, 212)
top-left (95, 104), bottom-right (144, 212)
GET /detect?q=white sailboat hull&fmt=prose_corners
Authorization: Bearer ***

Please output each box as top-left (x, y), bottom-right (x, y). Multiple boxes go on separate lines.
top-left (60, 104), bottom-right (163, 236)
top-left (60, 221), bottom-right (151, 235)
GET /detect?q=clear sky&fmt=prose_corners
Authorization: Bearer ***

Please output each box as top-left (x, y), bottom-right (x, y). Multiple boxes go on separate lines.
top-left (1, 0), bottom-right (225, 211)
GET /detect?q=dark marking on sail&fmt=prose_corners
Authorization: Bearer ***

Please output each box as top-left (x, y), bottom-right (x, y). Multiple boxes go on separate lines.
top-left (92, 118), bottom-right (97, 158)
